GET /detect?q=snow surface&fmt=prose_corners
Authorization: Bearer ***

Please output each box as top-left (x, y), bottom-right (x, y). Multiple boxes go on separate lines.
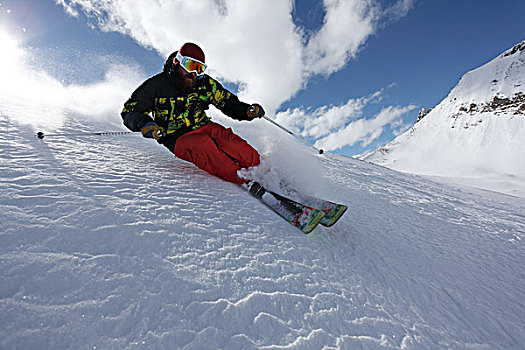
top-left (363, 41), bottom-right (525, 198)
top-left (1, 113), bottom-right (525, 350)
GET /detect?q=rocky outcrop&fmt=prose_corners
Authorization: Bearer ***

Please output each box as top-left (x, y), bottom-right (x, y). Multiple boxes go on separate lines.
top-left (502, 42), bottom-right (525, 57)
top-left (416, 108), bottom-right (433, 123)
top-left (455, 92), bottom-right (525, 116)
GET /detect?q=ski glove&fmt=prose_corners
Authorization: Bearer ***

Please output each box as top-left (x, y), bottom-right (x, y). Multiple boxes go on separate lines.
top-left (141, 122), bottom-right (166, 142)
top-left (247, 103), bottom-right (265, 120)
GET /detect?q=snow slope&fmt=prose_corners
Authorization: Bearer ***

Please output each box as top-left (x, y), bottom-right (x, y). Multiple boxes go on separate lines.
top-left (1, 115), bottom-right (525, 350)
top-left (363, 41), bottom-right (525, 198)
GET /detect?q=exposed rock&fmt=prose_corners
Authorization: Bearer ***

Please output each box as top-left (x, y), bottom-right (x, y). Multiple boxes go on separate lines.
top-left (455, 93), bottom-right (525, 118)
top-left (416, 108), bottom-right (433, 122)
top-left (377, 147), bottom-right (390, 155)
top-left (491, 96), bottom-right (512, 109)
top-left (502, 41), bottom-right (525, 57)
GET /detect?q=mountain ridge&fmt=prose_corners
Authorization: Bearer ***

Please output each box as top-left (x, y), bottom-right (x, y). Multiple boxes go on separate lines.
top-left (363, 40), bottom-right (525, 197)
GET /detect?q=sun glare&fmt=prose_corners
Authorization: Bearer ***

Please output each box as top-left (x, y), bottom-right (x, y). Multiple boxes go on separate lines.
top-left (0, 28), bottom-right (24, 77)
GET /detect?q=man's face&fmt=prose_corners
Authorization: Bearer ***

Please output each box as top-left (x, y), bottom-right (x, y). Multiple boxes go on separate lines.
top-left (176, 63), bottom-right (197, 91)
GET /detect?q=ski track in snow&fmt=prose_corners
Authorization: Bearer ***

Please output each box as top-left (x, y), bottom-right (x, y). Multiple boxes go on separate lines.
top-left (1, 118), bottom-right (525, 350)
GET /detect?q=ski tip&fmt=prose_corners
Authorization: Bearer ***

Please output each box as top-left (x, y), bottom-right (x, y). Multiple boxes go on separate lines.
top-left (300, 209), bottom-right (326, 234)
top-left (320, 204), bottom-right (348, 227)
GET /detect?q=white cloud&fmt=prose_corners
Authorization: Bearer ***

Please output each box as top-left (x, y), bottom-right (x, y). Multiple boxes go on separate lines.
top-left (55, 0), bottom-right (303, 113)
top-left (303, 0), bottom-right (376, 76)
top-left (380, 0), bottom-right (415, 25)
top-left (273, 87), bottom-right (416, 151)
top-left (56, 0), bottom-right (414, 114)
top-left (274, 89), bottom-right (383, 139)
top-left (315, 104), bottom-right (417, 151)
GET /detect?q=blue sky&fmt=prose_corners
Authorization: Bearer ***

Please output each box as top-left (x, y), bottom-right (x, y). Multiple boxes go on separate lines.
top-left (1, 0), bottom-right (524, 156)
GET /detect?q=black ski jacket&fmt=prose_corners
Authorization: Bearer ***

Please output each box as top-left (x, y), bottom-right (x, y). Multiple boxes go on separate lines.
top-left (121, 54), bottom-right (253, 151)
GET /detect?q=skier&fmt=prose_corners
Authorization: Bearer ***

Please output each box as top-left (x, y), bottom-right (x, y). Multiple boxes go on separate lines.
top-left (121, 42), bottom-right (265, 184)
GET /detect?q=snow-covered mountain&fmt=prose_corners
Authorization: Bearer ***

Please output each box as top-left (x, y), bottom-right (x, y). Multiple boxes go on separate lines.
top-left (363, 41), bottom-right (525, 197)
top-left (1, 114), bottom-right (525, 349)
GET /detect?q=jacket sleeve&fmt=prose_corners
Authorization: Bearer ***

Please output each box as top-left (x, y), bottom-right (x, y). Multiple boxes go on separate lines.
top-left (121, 79), bottom-right (156, 131)
top-left (207, 77), bottom-right (253, 121)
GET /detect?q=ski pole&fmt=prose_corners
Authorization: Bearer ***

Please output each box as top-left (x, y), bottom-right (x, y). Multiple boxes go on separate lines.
top-left (262, 115), bottom-right (324, 154)
top-left (36, 131), bottom-right (134, 139)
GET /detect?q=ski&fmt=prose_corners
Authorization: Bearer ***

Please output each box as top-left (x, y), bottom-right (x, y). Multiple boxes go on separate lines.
top-left (274, 184), bottom-right (348, 227)
top-left (243, 182), bottom-right (326, 234)
top-left (295, 194), bottom-right (347, 227)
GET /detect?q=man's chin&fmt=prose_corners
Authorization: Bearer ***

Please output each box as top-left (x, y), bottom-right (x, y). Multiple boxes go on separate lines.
top-left (183, 77), bottom-right (196, 90)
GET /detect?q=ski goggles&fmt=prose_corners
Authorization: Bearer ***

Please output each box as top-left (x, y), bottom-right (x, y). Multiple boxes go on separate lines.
top-left (175, 52), bottom-right (207, 76)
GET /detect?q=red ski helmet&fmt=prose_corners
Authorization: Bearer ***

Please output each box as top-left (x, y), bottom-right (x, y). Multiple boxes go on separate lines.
top-left (178, 42), bottom-right (205, 63)
top-left (164, 42), bottom-right (206, 75)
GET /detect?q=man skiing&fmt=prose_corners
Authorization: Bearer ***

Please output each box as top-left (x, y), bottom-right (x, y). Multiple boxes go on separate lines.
top-left (121, 42), bottom-right (265, 184)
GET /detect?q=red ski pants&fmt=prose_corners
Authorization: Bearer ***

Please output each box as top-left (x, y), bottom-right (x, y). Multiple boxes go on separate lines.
top-left (173, 122), bottom-right (260, 184)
